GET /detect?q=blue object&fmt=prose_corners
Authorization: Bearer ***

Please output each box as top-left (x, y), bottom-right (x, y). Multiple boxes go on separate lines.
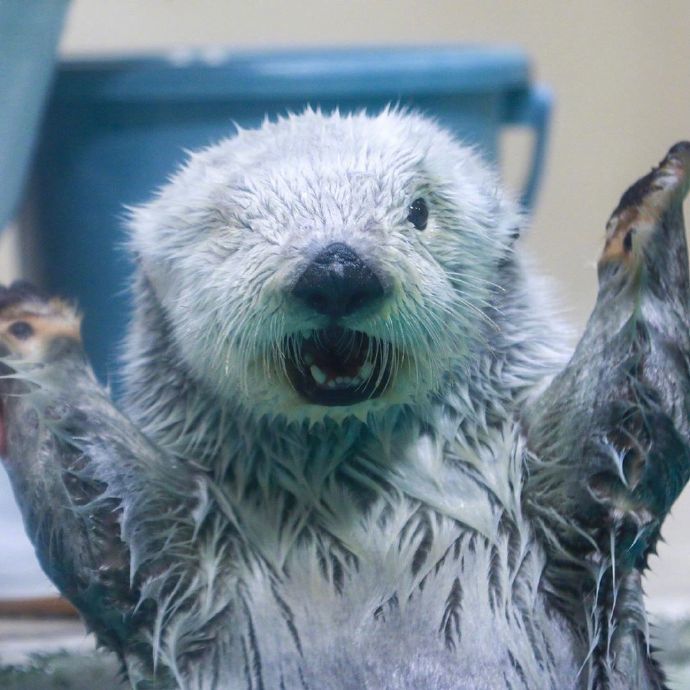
top-left (22, 46), bottom-right (553, 388)
top-left (0, 0), bottom-right (70, 229)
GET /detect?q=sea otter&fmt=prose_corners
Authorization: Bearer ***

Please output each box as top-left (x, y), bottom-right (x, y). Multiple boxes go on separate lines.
top-left (1, 110), bottom-right (689, 690)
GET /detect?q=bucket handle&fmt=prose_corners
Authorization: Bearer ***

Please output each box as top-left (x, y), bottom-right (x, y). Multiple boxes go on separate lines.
top-left (501, 84), bottom-right (553, 212)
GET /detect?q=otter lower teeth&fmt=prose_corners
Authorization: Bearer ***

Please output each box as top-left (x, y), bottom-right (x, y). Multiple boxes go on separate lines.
top-left (326, 376), bottom-right (361, 389)
top-left (311, 366), bottom-right (364, 389)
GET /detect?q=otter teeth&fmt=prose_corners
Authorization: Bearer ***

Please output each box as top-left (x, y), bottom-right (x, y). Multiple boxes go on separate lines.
top-left (326, 375), bottom-right (361, 389)
top-left (308, 363), bottom-right (371, 389)
top-left (310, 364), bottom-right (327, 385)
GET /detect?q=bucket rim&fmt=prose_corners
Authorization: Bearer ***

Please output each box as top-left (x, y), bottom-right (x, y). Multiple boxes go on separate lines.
top-left (53, 44), bottom-right (533, 102)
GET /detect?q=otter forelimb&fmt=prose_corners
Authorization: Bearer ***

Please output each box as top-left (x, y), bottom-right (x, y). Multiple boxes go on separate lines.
top-left (0, 286), bottom-right (199, 682)
top-left (526, 142), bottom-right (690, 688)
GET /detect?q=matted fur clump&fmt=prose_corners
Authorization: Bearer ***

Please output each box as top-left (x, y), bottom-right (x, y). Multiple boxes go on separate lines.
top-left (1, 110), bottom-right (689, 690)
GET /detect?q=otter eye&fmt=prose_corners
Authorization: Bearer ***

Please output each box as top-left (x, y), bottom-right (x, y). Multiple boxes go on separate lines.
top-left (407, 198), bottom-right (428, 231)
top-left (8, 321), bottom-right (33, 340)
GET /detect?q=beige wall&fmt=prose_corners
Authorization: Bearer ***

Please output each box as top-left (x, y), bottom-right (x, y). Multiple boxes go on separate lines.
top-left (9, 1), bottom-right (690, 604)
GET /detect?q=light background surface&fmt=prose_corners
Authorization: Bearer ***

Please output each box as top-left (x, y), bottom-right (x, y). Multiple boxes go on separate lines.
top-left (1, 0), bottom-right (689, 611)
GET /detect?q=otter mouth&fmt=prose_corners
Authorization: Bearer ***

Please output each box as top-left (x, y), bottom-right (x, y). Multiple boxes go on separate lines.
top-left (285, 326), bottom-right (392, 406)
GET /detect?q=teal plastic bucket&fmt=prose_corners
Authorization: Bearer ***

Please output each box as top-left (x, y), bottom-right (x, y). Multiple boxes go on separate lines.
top-left (23, 46), bottom-right (552, 388)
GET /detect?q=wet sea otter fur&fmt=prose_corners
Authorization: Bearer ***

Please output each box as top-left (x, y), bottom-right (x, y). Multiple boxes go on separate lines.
top-left (1, 110), bottom-right (689, 690)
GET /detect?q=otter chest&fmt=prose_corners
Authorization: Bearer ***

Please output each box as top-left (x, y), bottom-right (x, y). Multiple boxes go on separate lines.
top-left (199, 497), bottom-right (580, 690)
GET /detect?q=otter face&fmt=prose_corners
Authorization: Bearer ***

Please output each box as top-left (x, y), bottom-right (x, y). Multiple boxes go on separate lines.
top-left (129, 109), bottom-right (521, 421)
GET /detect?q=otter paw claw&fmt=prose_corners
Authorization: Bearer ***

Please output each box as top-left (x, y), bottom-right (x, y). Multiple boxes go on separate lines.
top-left (0, 281), bottom-right (81, 361)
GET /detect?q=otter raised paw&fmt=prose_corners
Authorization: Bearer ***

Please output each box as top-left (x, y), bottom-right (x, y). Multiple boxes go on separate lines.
top-left (0, 282), bottom-right (190, 685)
top-left (527, 143), bottom-right (690, 550)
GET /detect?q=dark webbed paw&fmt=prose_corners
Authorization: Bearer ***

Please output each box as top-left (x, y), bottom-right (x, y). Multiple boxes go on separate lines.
top-left (590, 142), bottom-right (690, 543)
top-left (0, 282), bottom-right (141, 654)
top-left (527, 142), bottom-right (690, 564)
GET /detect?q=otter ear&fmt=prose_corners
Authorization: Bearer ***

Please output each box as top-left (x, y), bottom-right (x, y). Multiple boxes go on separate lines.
top-left (508, 226), bottom-right (521, 246)
top-left (497, 226), bottom-right (522, 269)
top-left (492, 191), bottom-right (524, 250)
top-left (499, 215), bottom-right (523, 251)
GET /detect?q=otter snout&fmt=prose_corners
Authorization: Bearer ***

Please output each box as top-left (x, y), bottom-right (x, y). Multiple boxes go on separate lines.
top-left (292, 242), bottom-right (384, 318)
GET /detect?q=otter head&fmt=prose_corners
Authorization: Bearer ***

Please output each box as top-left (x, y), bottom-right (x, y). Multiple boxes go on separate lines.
top-left (129, 109), bottom-right (521, 422)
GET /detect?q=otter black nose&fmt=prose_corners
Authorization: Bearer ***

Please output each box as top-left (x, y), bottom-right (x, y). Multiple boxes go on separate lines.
top-left (293, 243), bottom-right (384, 318)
